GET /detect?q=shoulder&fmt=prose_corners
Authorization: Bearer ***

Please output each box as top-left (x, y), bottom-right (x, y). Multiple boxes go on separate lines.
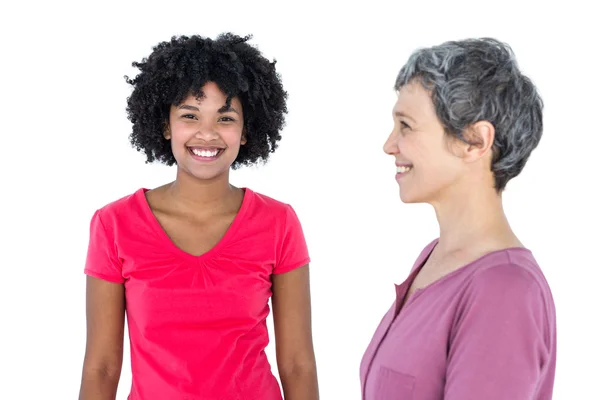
top-left (462, 249), bottom-right (554, 314)
top-left (454, 249), bottom-right (556, 347)
top-left (469, 249), bottom-right (548, 291)
top-left (245, 188), bottom-right (297, 218)
top-left (93, 188), bottom-right (146, 226)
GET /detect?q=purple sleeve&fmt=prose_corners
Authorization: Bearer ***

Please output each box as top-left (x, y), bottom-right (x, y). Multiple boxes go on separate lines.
top-left (444, 264), bottom-right (552, 400)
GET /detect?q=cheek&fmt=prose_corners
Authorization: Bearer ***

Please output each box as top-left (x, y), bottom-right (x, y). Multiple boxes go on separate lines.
top-left (427, 154), bottom-right (464, 188)
top-left (221, 126), bottom-right (245, 146)
top-left (169, 122), bottom-right (194, 141)
top-left (402, 137), bottom-right (428, 162)
top-left (414, 141), bottom-right (460, 177)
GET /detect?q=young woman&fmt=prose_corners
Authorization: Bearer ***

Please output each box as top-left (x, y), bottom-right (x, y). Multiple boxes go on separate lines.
top-left (79, 33), bottom-right (318, 400)
top-left (360, 38), bottom-right (556, 399)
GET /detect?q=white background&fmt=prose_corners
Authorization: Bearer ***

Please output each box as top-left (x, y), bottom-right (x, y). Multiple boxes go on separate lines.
top-left (1, 1), bottom-right (598, 399)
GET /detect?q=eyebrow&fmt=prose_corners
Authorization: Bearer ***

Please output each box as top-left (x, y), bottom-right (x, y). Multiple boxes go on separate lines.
top-left (177, 104), bottom-right (199, 111)
top-left (218, 104), bottom-right (240, 115)
top-left (177, 104), bottom-right (240, 115)
top-left (394, 110), bottom-right (416, 122)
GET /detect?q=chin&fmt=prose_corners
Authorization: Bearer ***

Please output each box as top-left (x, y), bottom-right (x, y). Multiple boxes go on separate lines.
top-left (180, 165), bottom-right (231, 181)
top-left (398, 187), bottom-right (429, 204)
top-left (399, 189), bottom-right (416, 203)
top-left (399, 195), bottom-right (420, 204)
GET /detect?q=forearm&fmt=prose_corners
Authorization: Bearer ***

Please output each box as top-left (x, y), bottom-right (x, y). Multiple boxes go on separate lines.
top-left (279, 365), bottom-right (319, 400)
top-left (79, 369), bottom-right (120, 400)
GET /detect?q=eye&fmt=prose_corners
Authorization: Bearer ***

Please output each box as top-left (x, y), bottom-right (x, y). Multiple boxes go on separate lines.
top-left (219, 116), bottom-right (236, 122)
top-left (400, 121), bottom-right (411, 129)
top-left (182, 114), bottom-right (197, 120)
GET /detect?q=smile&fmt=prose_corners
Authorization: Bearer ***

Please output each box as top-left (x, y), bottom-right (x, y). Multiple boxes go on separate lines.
top-left (188, 147), bottom-right (225, 160)
top-left (396, 164), bottom-right (413, 175)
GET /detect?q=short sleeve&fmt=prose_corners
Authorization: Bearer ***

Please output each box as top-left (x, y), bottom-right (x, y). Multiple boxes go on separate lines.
top-left (444, 264), bottom-right (552, 400)
top-left (83, 209), bottom-right (124, 283)
top-left (273, 204), bottom-right (310, 274)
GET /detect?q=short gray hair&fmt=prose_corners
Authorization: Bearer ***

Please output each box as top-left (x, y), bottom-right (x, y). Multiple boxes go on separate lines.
top-left (395, 38), bottom-right (543, 191)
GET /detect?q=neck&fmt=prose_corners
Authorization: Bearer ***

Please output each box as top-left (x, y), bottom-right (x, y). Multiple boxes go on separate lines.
top-left (166, 168), bottom-right (237, 211)
top-left (430, 182), bottom-right (521, 254)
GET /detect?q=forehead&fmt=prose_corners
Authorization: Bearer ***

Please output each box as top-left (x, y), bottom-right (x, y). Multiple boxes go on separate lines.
top-left (180, 82), bottom-right (242, 107)
top-left (393, 81), bottom-right (435, 117)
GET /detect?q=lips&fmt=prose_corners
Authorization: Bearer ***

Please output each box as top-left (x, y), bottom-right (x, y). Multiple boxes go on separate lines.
top-left (187, 146), bottom-right (225, 160)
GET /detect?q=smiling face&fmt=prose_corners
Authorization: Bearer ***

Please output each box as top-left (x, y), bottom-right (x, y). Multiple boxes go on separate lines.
top-left (383, 81), bottom-right (467, 204)
top-left (165, 82), bottom-right (246, 181)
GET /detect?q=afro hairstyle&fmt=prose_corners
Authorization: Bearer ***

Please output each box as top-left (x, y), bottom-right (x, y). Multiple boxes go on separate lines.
top-left (124, 33), bottom-right (288, 168)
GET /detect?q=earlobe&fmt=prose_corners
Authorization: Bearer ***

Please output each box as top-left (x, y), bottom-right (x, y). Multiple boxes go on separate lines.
top-left (241, 130), bottom-right (247, 145)
top-left (164, 124), bottom-right (171, 140)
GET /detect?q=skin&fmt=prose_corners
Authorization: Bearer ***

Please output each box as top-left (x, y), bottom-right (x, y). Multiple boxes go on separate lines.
top-left (383, 81), bottom-right (524, 301)
top-left (79, 82), bottom-right (318, 399)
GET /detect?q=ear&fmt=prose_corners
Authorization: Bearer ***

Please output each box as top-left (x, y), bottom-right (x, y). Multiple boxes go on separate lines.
top-left (462, 120), bottom-right (495, 163)
top-left (164, 123), bottom-right (171, 140)
top-left (240, 128), bottom-right (247, 145)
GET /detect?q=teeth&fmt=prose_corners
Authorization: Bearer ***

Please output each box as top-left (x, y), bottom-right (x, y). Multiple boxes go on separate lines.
top-left (192, 148), bottom-right (219, 157)
top-left (397, 165), bottom-right (412, 173)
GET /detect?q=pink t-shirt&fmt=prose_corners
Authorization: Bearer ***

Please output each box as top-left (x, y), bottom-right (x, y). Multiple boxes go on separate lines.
top-left (360, 240), bottom-right (556, 400)
top-left (84, 188), bottom-right (310, 400)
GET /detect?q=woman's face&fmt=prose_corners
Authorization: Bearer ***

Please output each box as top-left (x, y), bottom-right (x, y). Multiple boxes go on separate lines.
top-left (166, 82), bottom-right (246, 181)
top-left (383, 81), bottom-right (467, 204)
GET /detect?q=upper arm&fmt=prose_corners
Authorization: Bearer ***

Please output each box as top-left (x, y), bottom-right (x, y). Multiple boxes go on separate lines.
top-left (271, 204), bottom-right (315, 371)
top-left (81, 209), bottom-right (126, 376)
top-left (271, 264), bottom-right (316, 372)
top-left (273, 205), bottom-right (310, 275)
top-left (444, 265), bottom-right (552, 400)
top-left (82, 276), bottom-right (125, 376)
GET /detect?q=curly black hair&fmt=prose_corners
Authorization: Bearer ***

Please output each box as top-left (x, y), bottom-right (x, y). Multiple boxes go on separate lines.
top-left (124, 33), bottom-right (288, 168)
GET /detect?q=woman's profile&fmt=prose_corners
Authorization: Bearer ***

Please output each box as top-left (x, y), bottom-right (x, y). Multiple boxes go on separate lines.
top-left (360, 38), bottom-right (556, 400)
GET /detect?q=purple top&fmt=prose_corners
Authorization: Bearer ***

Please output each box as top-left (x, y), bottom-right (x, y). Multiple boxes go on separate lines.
top-left (360, 240), bottom-right (556, 400)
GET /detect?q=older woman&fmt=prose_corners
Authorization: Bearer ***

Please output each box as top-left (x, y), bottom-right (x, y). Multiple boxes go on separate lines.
top-left (360, 38), bottom-right (556, 400)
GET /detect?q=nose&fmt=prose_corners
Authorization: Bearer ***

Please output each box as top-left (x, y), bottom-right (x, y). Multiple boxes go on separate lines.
top-left (194, 121), bottom-right (220, 140)
top-left (383, 129), bottom-right (399, 155)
